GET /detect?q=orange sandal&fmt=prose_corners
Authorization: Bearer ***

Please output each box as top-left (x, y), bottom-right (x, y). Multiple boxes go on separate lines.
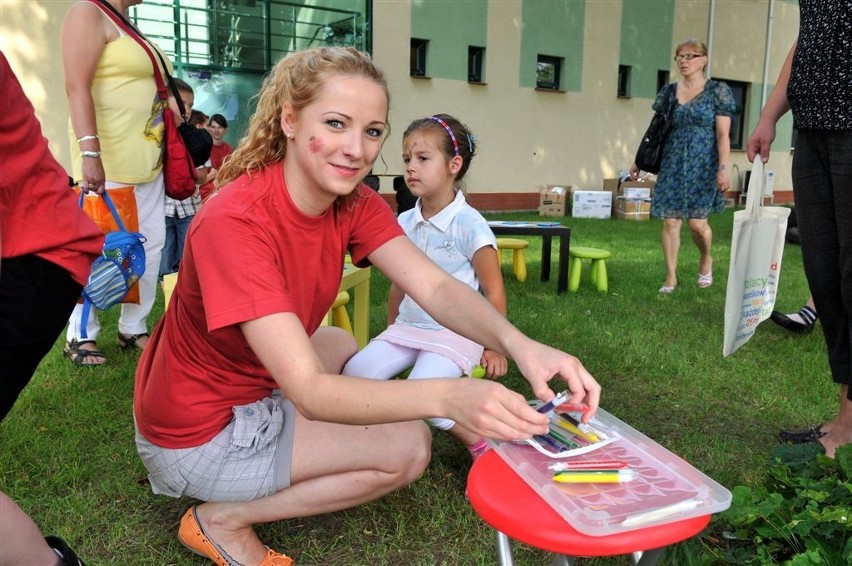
top-left (178, 506), bottom-right (238, 566)
top-left (178, 507), bottom-right (294, 566)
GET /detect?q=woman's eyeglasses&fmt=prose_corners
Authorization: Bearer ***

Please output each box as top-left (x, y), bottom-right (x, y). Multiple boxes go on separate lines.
top-left (674, 53), bottom-right (704, 62)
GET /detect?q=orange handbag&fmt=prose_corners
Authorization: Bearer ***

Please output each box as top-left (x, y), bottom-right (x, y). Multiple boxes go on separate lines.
top-left (74, 186), bottom-right (141, 304)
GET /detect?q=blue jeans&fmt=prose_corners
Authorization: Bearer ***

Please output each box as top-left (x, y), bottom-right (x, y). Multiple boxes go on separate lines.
top-left (792, 130), bottom-right (852, 399)
top-left (159, 214), bottom-right (194, 278)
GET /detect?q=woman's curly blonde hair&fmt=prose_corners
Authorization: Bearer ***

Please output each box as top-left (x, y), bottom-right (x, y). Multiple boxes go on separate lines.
top-left (216, 47), bottom-right (390, 188)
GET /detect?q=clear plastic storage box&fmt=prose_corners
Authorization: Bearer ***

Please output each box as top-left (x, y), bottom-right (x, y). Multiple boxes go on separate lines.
top-left (490, 408), bottom-right (732, 536)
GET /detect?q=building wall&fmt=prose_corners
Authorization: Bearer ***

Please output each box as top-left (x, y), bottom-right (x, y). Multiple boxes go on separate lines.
top-left (0, 0), bottom-right (76, 169)
top-left (372, 0), bottom-right (800, 204)
top-left (1, 0), bottom-right (800, 206)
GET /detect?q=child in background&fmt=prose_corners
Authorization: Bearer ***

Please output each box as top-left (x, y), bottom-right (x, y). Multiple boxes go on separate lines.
top-left (198, 113), bottom-right (234, 202)
top-left (343, 114), bottom-right (508, 460)
top-left (160, 78), bottom-right (208, 278)
top-left (189, 109), bottom-right (209, 129)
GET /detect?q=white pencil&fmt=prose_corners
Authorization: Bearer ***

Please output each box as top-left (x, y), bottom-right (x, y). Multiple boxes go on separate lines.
top-left (620, 499), bottom-right (702, 527)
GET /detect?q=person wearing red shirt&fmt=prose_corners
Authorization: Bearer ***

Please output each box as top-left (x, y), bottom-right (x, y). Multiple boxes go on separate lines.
top-left (133, 46), bottom-right (601, 566)
top-left (0, 50), bottom-right (101, 566)
top-left (198, 113), bottom-right (233, 202)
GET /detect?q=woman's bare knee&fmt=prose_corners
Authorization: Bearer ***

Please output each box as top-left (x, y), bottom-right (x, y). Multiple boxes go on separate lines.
top-left (311, 327), bottom-right (358, 373)
top-left (387, 421), bottom-right (432, 485)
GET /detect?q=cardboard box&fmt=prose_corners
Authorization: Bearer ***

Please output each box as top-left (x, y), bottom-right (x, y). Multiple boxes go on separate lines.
top-left (618, 179), bottom-right (656, 198)
top-left (615, 196), bottom-right (651, 221)
top-left (539, 185), bottom-right (570, 216)
top-left (572, 190), bottom-right (612, 219)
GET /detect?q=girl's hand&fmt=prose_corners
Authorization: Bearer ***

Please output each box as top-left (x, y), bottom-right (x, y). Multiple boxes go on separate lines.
top-left (480, 349), bottom-right (508, 380)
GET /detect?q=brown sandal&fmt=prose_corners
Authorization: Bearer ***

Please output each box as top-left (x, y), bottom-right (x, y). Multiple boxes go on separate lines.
top-left (116, 332), bottom-right (149, 352)
top-left (63, 340), bottom-right (106, 366)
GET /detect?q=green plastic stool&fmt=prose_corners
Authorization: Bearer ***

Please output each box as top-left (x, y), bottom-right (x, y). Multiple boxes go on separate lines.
top-left (568, 246), bottom-right (612, 292)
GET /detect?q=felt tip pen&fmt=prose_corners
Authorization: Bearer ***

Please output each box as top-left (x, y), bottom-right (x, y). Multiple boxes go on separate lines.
top-left (546, 426), bottom-right (579, 449)
top-left (552, 417), bottom-right (601, 444)
top-left (553, 470), bottom-right (635, 484)
top-left (548, 460), bottom-right (629, 471)
top-left (556, 403), bottom-right (593, 414)
top-left (533, 433), bottom-right (569, 453)
top-left (536, 391), bottom-right (570, 414)
top-left (620, 499), bottom-right (702, 527)
top-left (557, 413), bottom-right (604, 442)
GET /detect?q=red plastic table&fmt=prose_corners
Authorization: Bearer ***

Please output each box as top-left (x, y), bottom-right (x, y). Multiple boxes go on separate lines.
top-left (466, 451), bottom-right (711, 565)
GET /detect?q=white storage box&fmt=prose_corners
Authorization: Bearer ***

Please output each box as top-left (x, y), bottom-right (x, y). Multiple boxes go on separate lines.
top-left (572, 190), bottom-right (612, 219)
top-left (623, 187), bottom-right (652, 200)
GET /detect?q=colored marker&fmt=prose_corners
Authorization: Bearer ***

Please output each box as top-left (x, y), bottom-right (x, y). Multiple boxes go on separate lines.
top-left (620, 499), bottom-right (701, 527)
top-left (556, 413), bottom-right (604, 442)
top-left (536, 391), bottom-right (570, 414)
top-left (546, 426), bottom-right (579, 449)
top-left (552, 417), bottom-right (601, 444)
top-left (553, 470), bottom-right (635, 484)
top-left (555, 403), bottom-right (593, 414)
top-left (532, 433), bottom-right (569, 453)
top-left (548, 460), bottom-right (629, 471)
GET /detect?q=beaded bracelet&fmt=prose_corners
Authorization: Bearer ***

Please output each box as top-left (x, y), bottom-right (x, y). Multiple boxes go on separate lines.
top-left (81, 150), bottom-right (101, 159)
top-left (77, 134), bottom-right (99, 143)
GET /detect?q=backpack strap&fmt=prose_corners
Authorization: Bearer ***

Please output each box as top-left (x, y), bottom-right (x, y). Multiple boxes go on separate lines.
top-left (78, 189), bottom-right (129, 233)
top-left (86, 0), bottom-right (169, 102)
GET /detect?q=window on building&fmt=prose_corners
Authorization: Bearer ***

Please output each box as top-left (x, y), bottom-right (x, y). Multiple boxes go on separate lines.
top-left (617, 65), bottom-right (631, 97)
top-left (657, 70), bottom-right (670, 93)
top-left (536, 55), bottom-right (562, 90)
top-left (723, 79), bottom-right (748, 150)
top-left (468, 46), bottom-right (485, 83)
top-left (410, 38), bottom-right (428, 77)
top-left (130, 1), bottom-right (367, 72)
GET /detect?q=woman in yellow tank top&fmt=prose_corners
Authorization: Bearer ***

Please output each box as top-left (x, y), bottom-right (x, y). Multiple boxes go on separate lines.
top-left (61, 0), bottom-right (170, 365)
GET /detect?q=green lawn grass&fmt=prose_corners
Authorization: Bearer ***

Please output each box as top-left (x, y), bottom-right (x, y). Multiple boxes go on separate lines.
top-left (0, 207), bottom-right (831, 565)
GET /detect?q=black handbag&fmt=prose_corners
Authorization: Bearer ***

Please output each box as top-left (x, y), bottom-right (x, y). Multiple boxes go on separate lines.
top-left (635, 84), bottom-right (677, 174)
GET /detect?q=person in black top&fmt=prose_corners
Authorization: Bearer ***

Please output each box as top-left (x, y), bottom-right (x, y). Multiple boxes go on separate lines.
top-left (748, 0), bottom-right (852, 458)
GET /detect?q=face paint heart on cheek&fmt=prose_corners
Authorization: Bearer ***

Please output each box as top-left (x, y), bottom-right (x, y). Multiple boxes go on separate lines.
top-left (308, 136), bottom-right (323, 153)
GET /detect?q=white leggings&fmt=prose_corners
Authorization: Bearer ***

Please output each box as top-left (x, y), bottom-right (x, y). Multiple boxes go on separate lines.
top-left (343, 340), bottom-right (462, 431)
top-left (66, 175), bottom-right (166, 342)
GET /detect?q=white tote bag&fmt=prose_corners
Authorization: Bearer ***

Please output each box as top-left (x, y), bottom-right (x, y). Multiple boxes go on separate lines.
top-left (723, 158), bottom-right (791, 357)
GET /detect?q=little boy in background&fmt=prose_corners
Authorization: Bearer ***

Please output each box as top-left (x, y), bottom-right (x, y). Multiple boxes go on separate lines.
top-left (160, 79), bottom-right (210, 279)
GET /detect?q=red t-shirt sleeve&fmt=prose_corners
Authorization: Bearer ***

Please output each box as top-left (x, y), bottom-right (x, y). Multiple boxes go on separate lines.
top-left (346, 188), bottom-right (405, 266)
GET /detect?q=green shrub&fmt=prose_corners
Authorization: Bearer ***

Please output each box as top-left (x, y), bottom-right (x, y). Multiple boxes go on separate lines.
top-left (713, 444), bottom-right (852, 565)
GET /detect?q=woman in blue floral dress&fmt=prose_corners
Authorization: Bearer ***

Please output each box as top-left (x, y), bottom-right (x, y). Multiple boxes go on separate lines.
top-left (631, 39), bottom-right (735, 293)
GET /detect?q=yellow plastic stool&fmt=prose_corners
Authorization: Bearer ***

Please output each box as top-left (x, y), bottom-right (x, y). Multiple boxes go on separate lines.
top-left (330, 291), bottom-right (353, 334)
top-left (568, 246), bottom-right (612, 292)
top-left (496, 238), bottom-right (529, 282)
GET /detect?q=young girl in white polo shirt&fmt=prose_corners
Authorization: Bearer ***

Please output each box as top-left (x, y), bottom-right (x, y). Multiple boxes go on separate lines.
top-left (343, 113), bottom-right (508, 460)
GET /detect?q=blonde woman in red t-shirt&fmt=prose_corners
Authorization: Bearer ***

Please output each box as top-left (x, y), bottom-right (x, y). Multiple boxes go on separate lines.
top-left (198, 113), bottom-right (234, 202)
top-left (133, 46), bottom-right (601, 566)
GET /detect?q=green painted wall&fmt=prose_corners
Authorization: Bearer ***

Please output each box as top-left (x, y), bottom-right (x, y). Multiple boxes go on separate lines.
top-left (619, 0), bottom-right (674, 98)
top-left (411, 0), bottom-right (488, 80)
top-left (519, 0), bottom-right (585, 91)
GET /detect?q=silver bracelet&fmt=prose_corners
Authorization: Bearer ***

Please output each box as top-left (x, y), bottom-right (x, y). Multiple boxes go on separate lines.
top-left (81, 150), bottom-right (101, 159)
top-left (76, 134), bottom-right (99, 143)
